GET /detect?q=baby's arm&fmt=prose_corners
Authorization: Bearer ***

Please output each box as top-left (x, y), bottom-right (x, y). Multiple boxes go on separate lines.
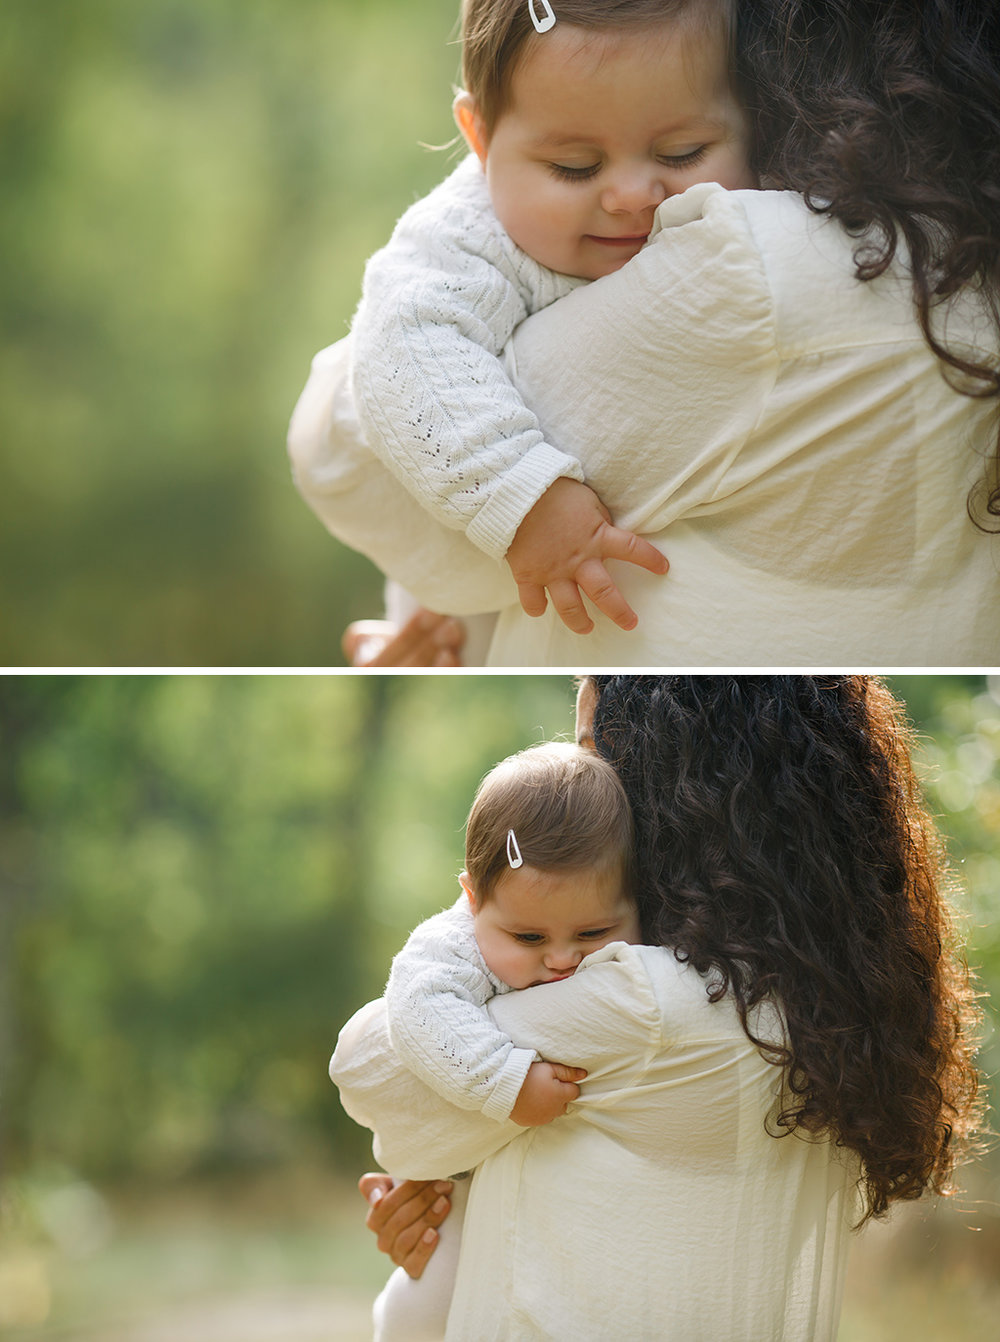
top-left (352, 161), bottom-right (582, 559)
top-left (352, 162), bottom-right (664, 631)
top-left (385, 898), bottom-right (540, 1121)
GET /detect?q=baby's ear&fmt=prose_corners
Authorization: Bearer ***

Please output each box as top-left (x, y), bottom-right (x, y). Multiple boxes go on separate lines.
top-left (453, 91), bottom-right (489, 165)
top-left (459, 871), bottom-right (480, 912)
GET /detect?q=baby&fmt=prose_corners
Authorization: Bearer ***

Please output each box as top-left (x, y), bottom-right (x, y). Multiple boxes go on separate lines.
top-left (350, 0), bottom-right (755, 635)
top-left (370, 740), bottom-right (640, 1340)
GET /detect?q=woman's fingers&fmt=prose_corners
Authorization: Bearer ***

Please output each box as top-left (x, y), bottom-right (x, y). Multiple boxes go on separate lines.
top-left (342, 612), bottom-right (465, 667)
top-left (359, 1176), bottom-right (454, 1278)
top-left (359, 1172), bottom-right (394, 1207)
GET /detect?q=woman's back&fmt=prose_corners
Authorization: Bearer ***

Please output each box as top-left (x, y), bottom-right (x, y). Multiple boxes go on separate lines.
top-left (448, 943), bottom-right (858, 1341)
top-left (487, 187), bottom-right (999, 666)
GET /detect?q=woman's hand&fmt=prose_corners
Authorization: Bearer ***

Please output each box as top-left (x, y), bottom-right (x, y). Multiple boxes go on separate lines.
top-left (342, 610), bottom-right (466, 667)
top-left (505, 478), bottom-right (668, 635)
top-left (359, 1174), bottom-right (454, 1279)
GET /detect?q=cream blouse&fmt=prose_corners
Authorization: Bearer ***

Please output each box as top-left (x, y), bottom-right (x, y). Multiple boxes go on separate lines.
top-left (289, 182), bottom-right (1000, 667)
top-left (331, 942), bottom-right (860, 1341)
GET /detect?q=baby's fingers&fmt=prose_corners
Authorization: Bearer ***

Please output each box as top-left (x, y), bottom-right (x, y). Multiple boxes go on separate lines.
top-left (574, 559), bottom-right (638, 633)
top-left (601, 525), bottom-right (669, 577)
top-left (549, 1063), bottom-right (588, 1083)
top-left (516, 580), bottom-right (548, 619)
top-left (548, 579), bottom-right (595, 635)
top-left (555, 1078), bottom-right (582, 1109)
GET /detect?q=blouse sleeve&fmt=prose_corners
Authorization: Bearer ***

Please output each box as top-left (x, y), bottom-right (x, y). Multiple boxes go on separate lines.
top-left (330, 998), bottom-right (525, 1179)
top-left (329, 943), bottom-right (666, 1179)
top-left (287, 337), bottom-right (518, 616)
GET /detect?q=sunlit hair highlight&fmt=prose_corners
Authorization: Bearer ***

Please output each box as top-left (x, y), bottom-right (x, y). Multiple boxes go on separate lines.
top-left (464, 741), bottom-right (634, 902)
top-left (587, 675), bottom-right (983, 1225)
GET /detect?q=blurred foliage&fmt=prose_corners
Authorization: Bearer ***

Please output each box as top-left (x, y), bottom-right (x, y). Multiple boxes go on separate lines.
top-left (0, 0), bottom-right (462, 665)
top-left (0, 673), bottom-right (996, 1200)
top-left (0, 674), bottom-right (575, 1188)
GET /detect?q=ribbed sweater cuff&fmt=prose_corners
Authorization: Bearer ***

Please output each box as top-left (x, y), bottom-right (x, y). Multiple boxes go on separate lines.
top-left (481, 1046), bottom-right (538, 1122)
top-left (466, 445), bottom-right (586, 560)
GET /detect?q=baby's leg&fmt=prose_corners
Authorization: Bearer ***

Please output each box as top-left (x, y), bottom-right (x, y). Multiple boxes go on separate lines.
top-left (372, 1177), bottom-right (469, 1342)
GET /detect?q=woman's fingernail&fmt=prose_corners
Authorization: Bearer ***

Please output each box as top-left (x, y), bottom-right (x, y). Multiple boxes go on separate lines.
top-left (432, 1196), bottom-right (449, 1214)
top-left (433, 1181), bottom-right (454, 1193)
top-left (368, 1186), bottom-right (384, 1206)
top-left (422, 1228), bottom-right (437, 1245)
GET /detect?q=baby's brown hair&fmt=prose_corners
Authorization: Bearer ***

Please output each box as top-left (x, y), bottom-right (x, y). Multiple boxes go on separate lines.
top-left (460, 0), bottom-right (732, 133)
top-left (464, 741), bottom-right (634, 901)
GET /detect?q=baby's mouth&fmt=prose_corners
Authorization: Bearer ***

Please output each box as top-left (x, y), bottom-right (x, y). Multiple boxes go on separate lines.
top-left (585, 233), bottom-right (648, 247)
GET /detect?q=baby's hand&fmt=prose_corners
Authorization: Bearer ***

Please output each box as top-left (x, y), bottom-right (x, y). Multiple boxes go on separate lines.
top-left (505, 477), bottom-right (668, 635)
top-left (510, 1060), bottom-right (588, 1127)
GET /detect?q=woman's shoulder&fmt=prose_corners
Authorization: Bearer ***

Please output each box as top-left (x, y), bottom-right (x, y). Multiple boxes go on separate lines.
top-left (653, 183), bottom-right (923, 354)
top-left (578, 942), bottom-right (738, 1026)
top-left (653, 183), bottom-right (853, 261)
top-left (580, 942), bottom-right (785, 1047)
top-left (580, 939), bottom-right (702, 985)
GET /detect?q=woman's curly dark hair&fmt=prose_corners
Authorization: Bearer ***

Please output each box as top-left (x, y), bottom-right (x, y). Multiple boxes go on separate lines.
top-left (588, 675), bottom-right (983, 1225)
top-left (733, 0), bottom-right (1000, 526)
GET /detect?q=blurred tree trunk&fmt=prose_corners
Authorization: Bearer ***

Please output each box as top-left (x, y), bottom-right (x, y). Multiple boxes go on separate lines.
top-left (0, 679), bottom-right (81, 1179)
top-left (329, 675), bottom-right (395, 1015)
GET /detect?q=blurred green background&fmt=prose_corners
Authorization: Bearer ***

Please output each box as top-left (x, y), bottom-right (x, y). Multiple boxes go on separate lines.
top-left (0, 673), bottom-right (997, 1339)
top-left (1, 0), bottom-right (465, 667)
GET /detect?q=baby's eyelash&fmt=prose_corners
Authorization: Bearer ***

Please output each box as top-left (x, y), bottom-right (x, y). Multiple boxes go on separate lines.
top-left (547, 161), bottom-right (601, 183)
top-left (548, 147), bottom-right (709, 183)
top-left (659, 146), bottom-right (708, 169)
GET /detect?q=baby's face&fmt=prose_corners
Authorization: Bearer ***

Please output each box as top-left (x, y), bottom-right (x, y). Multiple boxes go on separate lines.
top-left (461, 18), bottom-right (755, 280)
top-left (465, 863), bottom-right (640, 989)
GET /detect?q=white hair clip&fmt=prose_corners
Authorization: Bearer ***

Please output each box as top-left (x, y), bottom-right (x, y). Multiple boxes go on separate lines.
top-left (528, 1), bottom-right (556, 35)
top-left (506, 828), bottom-right (524, 869)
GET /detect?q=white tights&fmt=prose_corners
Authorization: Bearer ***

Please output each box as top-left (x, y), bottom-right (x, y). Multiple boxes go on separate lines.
top-left (372, 1177), bottom-right (470, 1342)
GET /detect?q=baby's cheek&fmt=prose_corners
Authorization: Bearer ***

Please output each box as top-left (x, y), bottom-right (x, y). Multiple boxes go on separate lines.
top-left (499, 951), bottom-right (535, 990)
top-left (481, 940), bottom-right (531, 990)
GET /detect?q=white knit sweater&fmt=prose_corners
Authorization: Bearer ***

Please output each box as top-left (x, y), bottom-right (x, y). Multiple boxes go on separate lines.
top-left (384, 896), bottom-right (537, 1123)
top-left (350, 155), bottom-right (586, 560)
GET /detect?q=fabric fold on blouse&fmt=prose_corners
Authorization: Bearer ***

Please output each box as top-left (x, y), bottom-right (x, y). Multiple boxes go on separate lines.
top-left (289, 181), bottom-right (1000, 664)
top-left (331, 941), bottom-right (860, 1341)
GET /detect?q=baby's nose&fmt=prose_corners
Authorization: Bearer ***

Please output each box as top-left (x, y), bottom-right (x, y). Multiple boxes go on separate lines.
top-left (601, 168), bottom-right (668, 215)
top-left (544, 946), bottom-right (583, 972)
